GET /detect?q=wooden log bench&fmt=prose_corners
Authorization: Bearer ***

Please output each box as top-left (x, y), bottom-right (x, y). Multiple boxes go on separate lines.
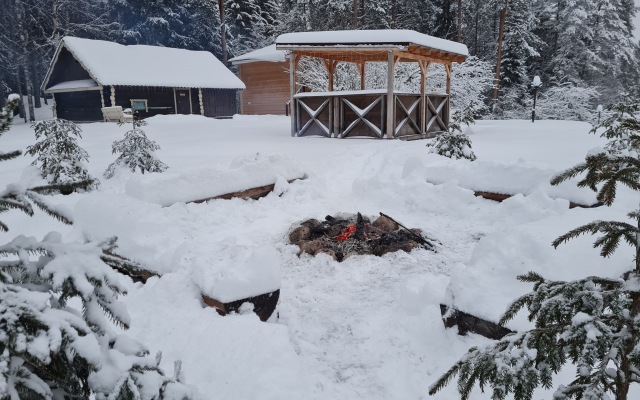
top-left (202, 290), bottom-right (280, 322)
top-left (472, 190), bottom-right (602, 209)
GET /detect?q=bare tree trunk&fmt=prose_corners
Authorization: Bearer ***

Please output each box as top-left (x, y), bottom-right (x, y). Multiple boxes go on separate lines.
top-left (353, 0), bottom-right (358, 28)
top-left (23, 64), bottom-right (35, 122)
top-left (491, 0), bottom-right (508, 111)
top-left (31, 60), bottom-right (41, 109)
top-left (218, 0), bottom-right (227, 64)
top-left (391, 0), bottom-right (396, 28)
top-left (457, 0), bottom-right (462, 42)
top-left (16, 69), bottom-right (26, 122)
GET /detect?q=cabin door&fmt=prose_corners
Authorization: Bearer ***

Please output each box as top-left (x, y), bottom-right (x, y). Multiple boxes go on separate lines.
top-left (175, 89), bottom-right (192, 115)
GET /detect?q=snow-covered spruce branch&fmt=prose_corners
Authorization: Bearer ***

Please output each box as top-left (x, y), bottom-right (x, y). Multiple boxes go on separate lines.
top-left (430, 273), bottom-right (635, 400)
top-left (551, 214), bottom-right (640, 258)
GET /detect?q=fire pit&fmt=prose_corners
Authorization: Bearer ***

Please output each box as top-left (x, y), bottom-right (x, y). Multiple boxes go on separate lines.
top-left (289, 212), bottom-right (436, 261)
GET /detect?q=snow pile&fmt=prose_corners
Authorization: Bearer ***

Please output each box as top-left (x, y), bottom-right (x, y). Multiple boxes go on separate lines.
top-left (125, 153), bottom-right (306, 206)
top-left (424, 156), bottom-right (599, 205)
top-left (192, 244), bottom-right (281, 302)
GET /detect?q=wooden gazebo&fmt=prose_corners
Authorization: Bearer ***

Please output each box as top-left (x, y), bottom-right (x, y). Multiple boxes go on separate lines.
top-left (275, 30), bottom-right (468, 139)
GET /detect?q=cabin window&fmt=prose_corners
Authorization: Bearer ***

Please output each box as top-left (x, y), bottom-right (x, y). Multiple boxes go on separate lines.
top-left (130, 99), bottom-right (148, 112)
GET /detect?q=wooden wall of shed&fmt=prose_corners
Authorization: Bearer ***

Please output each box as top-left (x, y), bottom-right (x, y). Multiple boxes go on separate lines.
top-left (47, 47), bottom-right (94, 88)
top-left (238, 61), bottom-right (289, 115)
top-left (201, 89), bottom-right (238, 117)
top-left (113, 86), bottom-right (176, 118)
top-left (54, 91), bottom-right (103, 121)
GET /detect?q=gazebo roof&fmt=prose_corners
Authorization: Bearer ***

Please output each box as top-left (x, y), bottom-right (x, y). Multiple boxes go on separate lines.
top-left (276, 30), bottom-right (468, 63)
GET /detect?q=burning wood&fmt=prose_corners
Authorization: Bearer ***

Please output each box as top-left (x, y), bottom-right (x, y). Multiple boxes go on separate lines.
top-left (289, 212), bottom-right (436, 261)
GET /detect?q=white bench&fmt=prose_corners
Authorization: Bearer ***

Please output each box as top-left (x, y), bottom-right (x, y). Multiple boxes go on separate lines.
top-left (101, 106), bottom-right (134, 123)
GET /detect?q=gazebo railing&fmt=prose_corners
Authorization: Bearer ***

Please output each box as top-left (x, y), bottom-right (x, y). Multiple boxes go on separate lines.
top-left (294, 91), bottom-right (448, 138)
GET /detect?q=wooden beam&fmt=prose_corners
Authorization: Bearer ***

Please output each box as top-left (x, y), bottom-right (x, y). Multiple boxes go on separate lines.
top-left (386, 49), bottom-right (396, 139)
top-left (445, 63), bottom-right (452, 96)
top-left (358, 62), bottom-right (366, 90)
top-left (290, 53), bottom-right (297, 136)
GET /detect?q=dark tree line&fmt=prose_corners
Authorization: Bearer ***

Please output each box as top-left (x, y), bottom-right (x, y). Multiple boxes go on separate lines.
top-left (1, 0), bottom-right (638, 120)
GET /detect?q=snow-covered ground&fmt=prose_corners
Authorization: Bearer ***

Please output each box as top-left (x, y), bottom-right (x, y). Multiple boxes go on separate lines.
top-left (2, 112), bottom-right (638, 399)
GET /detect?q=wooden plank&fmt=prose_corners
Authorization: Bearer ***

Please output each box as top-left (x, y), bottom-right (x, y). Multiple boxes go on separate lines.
top-left (188, 177), bottom-right (304, 204)
top-left (473, 190), bottom-right (602, 209)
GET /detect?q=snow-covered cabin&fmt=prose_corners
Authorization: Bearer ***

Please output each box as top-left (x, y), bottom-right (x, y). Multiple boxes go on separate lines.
top-left (229, 45), bottom-right (289, 115)
top-left (42, 37), bottom-right (245, 122)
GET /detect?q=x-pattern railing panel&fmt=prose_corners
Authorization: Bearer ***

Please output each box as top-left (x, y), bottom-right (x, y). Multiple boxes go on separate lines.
top-left (394, 96), bottom-right (421, 136)
top-left (426, 96), bottom-right (448, 132)
top-left (296, 98), bottom-right (331, 137)
top-left (340, 95), bottom-right (384, 138)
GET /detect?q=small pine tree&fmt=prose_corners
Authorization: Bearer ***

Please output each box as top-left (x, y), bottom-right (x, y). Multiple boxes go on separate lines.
top-left (429, 99), bottom-right (640, 400)
top-left (0, 95), bottom-right (195, 399)
top-left (104, 116), bottom-right (168, 179)
top-left (426, 102), bottom-right (477, 161)
top-left (26, 119), bottom-right (96, 190)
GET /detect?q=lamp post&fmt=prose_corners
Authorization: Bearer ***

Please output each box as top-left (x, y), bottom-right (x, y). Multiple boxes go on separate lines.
top-left (596, 104), bottom-right (603, 125)
top-left (531, 75), bottom-right (542, 123)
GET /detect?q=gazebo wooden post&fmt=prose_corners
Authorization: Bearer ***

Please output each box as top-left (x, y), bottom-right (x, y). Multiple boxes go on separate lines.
top-left (418, 60), bottom-right (427, 134)
top-left (445, 63), bottom-right (452, 96)
top-left (289, 52), bottom-right (299, 137)
top-left (386, 50), bottom-right (395, 139)
top-left (358, 62), bottom-right (366, 90)
top-left (445, 63), bottom-right (452, 128)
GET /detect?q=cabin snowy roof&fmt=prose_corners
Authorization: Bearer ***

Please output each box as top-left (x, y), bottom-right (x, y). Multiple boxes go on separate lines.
top-left (276, 29), bottom-right (468, 59)
top-left (229, 45), bottom-right (287, 64)
top-left (44, 37), bottom-right (245, 90)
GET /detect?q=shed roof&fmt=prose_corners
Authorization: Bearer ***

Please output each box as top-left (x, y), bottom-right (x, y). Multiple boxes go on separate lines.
top-left (43, 37), bottom-right (245, 91)
top-left (276, 29), bottom-right (468, 63)
top-left (229, 45), bottom-right (287, 64)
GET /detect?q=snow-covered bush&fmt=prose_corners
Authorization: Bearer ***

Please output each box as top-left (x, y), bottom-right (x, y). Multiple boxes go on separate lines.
top-left (0, 94), bottom-right (19, 133)
top-left (104, 117), bottom-right (168, 179)
top-left (426, 133), bottom-right (477, 161)
top-left (503, 81), bottom-right (599, 122)
top-left (0, 95), bottom-right (196, 399)
top-left (26, 119), bottom-right (95, 190)
top-left (427, 102), bottom-right (478, 161)
top-left (430, 99), bottom-right (640, 400)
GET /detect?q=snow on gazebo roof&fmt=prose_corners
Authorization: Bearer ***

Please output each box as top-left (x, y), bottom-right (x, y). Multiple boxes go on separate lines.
top-left (276, 29), bottom-right (469, 60)
top-left (44, 37), bottom-right (245, 90)
top-left (229, 45), bottom-right (287, 65)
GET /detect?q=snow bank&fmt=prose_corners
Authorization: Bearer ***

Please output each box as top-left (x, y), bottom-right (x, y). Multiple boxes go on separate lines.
top-left (446, 205), bottom-right (635, 331)
top-left (423, 156), bottom-right (599, 205)
top-left (125, 153), bottom-right (306, 206)
top-left (193, 243), bottom-right (281, 302)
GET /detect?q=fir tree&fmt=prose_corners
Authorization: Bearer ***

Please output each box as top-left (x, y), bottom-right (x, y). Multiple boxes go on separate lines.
top-left (26, 118), bottom-right (95, 190)
top-left (0, 94), bottom-right (195, 399)
top-left (426, 102), bottom-right (477, 161)
top-left (429, 99), bottom-right (640, 400)
top-left (104, 116), bottom-right (168, 179)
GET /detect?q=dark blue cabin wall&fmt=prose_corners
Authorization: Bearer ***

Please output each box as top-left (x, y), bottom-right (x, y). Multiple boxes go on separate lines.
top-left (54, 91), bottom-right (103, 121)
top-left (202, 89), bottom-right (238, 118)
